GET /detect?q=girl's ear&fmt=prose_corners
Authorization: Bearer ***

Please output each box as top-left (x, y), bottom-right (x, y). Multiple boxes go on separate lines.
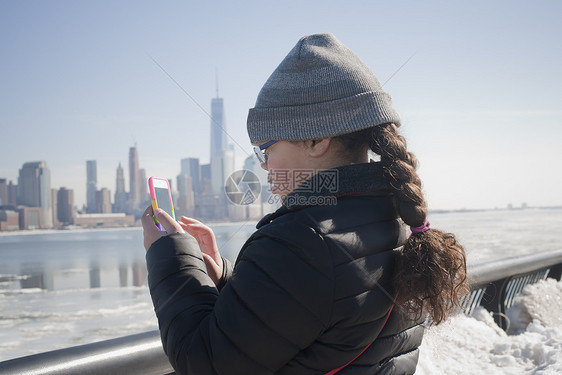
top-left (307, 138), bottom-right (331, 158)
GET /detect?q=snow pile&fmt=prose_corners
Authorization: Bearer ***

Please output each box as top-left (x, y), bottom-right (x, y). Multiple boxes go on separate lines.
top-left (416, 278), bottom-right (562, 374)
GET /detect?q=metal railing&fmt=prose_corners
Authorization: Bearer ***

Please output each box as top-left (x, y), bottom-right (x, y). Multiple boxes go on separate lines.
top-left (0, 330), bottom-right (173, 375)
top-left (1, 248), bottom-right (561, 374)
top-left (463, 249), bottom-right (562, 329)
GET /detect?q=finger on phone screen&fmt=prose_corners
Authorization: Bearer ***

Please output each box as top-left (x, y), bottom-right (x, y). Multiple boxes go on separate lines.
top-left (154, 208), bottom-right (183, 234)
top-left (141, 206), bottom-right (156, 231)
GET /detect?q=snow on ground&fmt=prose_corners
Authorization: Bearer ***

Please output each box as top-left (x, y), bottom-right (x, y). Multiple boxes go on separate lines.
top-left (416, 278), bottom-right (562, 375)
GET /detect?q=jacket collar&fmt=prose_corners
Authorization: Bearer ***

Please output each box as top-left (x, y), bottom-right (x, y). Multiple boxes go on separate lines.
top-left (256, 162), bottom-right (390, 228)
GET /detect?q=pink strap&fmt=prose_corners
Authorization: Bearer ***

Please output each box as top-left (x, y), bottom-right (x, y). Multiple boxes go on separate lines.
top-left (325, 303), bottom-right (395, 375)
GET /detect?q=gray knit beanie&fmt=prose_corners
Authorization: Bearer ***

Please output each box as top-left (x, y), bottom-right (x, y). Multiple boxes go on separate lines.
top-left (247, 32), bottom-right (401, 145)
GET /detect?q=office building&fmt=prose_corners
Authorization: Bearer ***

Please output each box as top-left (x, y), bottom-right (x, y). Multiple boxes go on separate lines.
top-left (57, 187), bottom-right (75, 224)
top-left (17, 206), bottom-right (43, 230)
top-left (96, 188), bottom-right (112, 214)
top-left (200, 164), bottom-right (211, 193)
top-left (139, 168), bottom-right (148, 206)
top-left (113, 162), bottom-right (128, 213)
top-left (211, 147), bottom-right (235, 195)
top-left (210, 97), bottom-right (226, 156)
top-left (73, 213), bottom-right (135, 228)
top-left (7, 181), bottom-right (17, 206)
top-left (17, 161), bottom-right (53, 228)
top-left (180, 158), bottom-right (201, 194)
top-left (210, 94), bottom-right (235, 197)
top-left (176, 174), bottom-right (194, 217)
top-left (128, 146), bottom-right (141, 211)
top-left (0, 209), bottom-right (19, 231)
top-left (86, 160), bottom-right (97, 213)
top-left (0, 179), bottom-right (18, 230)
top-left (242, 155), bottom-right (273, 218)
top-left (0, 178), bottom-right (8, 206)
top-left (51, 188), bottom-right (59, 227)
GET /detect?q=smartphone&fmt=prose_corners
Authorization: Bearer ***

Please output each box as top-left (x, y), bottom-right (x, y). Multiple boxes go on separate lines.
top-left (148, 176), bottom-right (176, 230)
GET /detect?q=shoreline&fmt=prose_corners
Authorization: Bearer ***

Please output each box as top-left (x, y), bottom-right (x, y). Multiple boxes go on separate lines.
top-left (1, 206), bottom-right (561, 237)
top-left (0, 220), bottom-right (258, 237)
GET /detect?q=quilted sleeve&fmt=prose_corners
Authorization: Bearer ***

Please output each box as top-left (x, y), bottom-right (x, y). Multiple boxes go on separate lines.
top-left (146, 228), bottom-right (333, 375)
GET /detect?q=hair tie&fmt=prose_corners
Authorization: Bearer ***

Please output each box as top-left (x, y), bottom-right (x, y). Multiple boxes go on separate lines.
top-left (410, 220), bottom-right (430, 234)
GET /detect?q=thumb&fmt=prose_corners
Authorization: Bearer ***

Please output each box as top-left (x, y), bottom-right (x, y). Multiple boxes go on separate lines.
top-left (201, 253), bottom-right (222, 286)
top-left (154, 208), bottom-right (183, 234)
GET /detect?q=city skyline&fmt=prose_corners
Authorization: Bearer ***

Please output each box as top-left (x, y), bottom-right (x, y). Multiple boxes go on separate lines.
top-left (0, 85), bottom-right (273, 229)
top-left (1, 1), bottom-right (561, 210)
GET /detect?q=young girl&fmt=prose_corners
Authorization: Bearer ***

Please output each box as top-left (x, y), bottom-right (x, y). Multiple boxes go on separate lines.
top-left (142, 33), bottom-right (468, 375)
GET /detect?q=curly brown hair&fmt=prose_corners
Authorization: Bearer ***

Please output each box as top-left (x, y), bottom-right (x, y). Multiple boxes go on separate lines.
top-left (336, 123), bottom-right (469, 325)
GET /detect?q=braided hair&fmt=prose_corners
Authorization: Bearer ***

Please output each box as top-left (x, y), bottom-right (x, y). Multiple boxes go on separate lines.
top-left (336, 123), bottom-right (469, 325)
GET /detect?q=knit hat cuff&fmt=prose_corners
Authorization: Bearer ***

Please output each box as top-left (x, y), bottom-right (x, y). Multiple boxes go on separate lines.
top-left (247, 91), bottom-right (401, 145)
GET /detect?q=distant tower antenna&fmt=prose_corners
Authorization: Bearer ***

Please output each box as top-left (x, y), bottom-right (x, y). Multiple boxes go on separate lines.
top-left (215, 68), bottom-right (219, 98)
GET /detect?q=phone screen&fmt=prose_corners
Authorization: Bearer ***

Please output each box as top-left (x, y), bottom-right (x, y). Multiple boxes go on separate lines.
top-left (154, 186), bottom-right (174, 218)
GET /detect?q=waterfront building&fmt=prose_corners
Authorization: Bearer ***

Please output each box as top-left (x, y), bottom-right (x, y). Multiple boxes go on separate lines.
top-left (113, 162), bottom-right (128, 213)
top-left (7, 181), bottom-right (18, 206)
top-left (95, 188), bottom-right (112, 214)
top-left (0, 209), bottom-right (19, 231)
top-left (17, 161), bottom-right (53, 229)
top-left (17, 206), bottom-right (44, 230)
top-left (86, 160), bottom-right (97, 213)
top-left (51, 189), bottom-right (59, 228)
top-left (180, 158), bottom-right (201, 194)
top-left (57, 187), bottom-right (75, 224)
top-left (195, 163), bottom-right (213, 219)
top-left (200, 164), bottom-right (211, 192)
top-left (139, 168), bottom-right (149, 206)
top-left (73, 213), bottom-right (135, 228)
top-left (211, 147), bottom-right (235, 196)
top-left (0, 178), bottom-right (8, 206)
top-left (243, 154), bottom-right (268, 187)
top-left (128, 146), bottom-right (141, 211)
top-left (242, 155), bottom-right (271, 218)
top-left (176, 174), bottom-right (194, 217)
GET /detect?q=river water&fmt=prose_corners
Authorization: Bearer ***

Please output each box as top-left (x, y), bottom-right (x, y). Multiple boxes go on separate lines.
top-left (1, 208), bottom-right (561, 366)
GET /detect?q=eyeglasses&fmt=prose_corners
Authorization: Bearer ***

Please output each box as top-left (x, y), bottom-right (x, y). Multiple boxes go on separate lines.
top-left (253, 140), bottom-right (277, 164)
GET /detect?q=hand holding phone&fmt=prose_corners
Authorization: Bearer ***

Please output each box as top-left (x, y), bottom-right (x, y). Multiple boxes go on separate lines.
top-left (148, 176), bottom-right (175, 230)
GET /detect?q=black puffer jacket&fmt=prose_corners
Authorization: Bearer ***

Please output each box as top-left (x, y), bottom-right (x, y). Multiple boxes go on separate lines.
top-left (146, 163), bottom-right (424, 374)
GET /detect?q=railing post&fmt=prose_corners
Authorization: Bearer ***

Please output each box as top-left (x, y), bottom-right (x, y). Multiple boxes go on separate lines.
top-left (479, 277), bottom-right (510, 330)
top-left (549, 263), bottom-right (562, 281)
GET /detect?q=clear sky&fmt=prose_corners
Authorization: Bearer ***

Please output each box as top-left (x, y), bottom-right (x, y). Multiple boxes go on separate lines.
top-left (1, 0), bottom-right (561, 210)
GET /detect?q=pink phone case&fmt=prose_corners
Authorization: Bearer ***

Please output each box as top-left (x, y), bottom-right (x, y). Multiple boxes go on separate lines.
top-left (148, 176), bottom-right (175, 230)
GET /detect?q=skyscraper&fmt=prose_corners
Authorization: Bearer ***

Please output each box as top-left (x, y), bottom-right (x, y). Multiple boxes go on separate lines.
top-left (128, 146), bottom-right (140, 211)
top-left (86, 160), bottom-right (97, 213)
top-left (96, 188), bottom-right (112, 213)
top-left (139, 168), bottom-right (148, 204)
top-left (210, 93), bottom-right (234, 195)
top-left (51, 188), bottom-right (58, 227)
top-left (210, 97), bottom-right (226, 156)
top-left (176, 175), bottom-right (194, 217)
top-left (116, 162), bottom-right (126, 194)
top-left (114, 162), bottom-right (128, 213)
top-left (177, 158), bottom-right (199, 217)
top-left (57, 187), bottom-right (75, 224)
top-left (7, 181), bottom-right (17, 207)
top-left (211, 147), bottom-right (234, 195)
top-left (17, 161), bottom-right (53, 228)
top-left (0, 179), bottom-right (7, 206)
top-left (180, 158), bottom-right (200, 194)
